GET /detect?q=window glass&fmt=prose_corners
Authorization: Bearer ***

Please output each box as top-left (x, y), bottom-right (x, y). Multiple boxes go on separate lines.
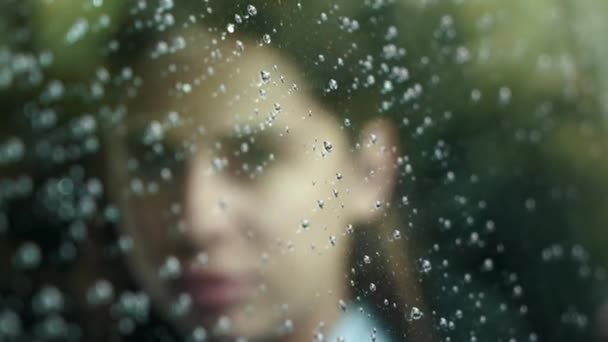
top-left (2, 1), bottom-right (608, 341)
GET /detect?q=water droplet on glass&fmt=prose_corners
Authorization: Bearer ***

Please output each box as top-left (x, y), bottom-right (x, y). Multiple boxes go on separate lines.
top-left (410, 307), bottom-right (424, 320)
top-left (143, 120), bottom-right (164, 145)
top-left (499, 86), bottom-right (512, 104)
top-left (323, 141), bottom-right (333, 152)
top-left (262, 34), bottom-right (272, 44)
top-left (419, 259), bottom-right (432, 273)
top-left (482, 258), bottom-right (494, 272)
top-left (369, 133), bottom-right (377, 144)
top-left (236, 40), bottom-right (245, 52)
top-left (84, 279), bottom-right (113, 308)
top-left (260, 70), bottom-right (271, 83)
top-left (159, 256), bottom-right (181, 279)
top-left (214, 316), bottom-right (232, 335)
top-left (345, 224), bottom-right (354, 234)
top-left (196, 252), bottom-right (209, 267)
top-left (283, 319), bottom-right (294, 334)
top-left (247, 4), bottom-right (258, 16)
top-left (301, 219), bottom-right (310, 230)
top-left (170, 293), bottom-right (192, 318)
top-left (363, 255), bottom-right (371, 264)
top-left (226, 23), bottom-right (235, 33)
top-left (329, 235), bottom-right (337, 246)
top-left (393, 229), bottom-right (402, 240)
top-left (33, 286), bottom-right (64, 314)
top-left (65, 18), bottom-right (89, 44)
top-left (383, 80), bottom-right (394, 93)
top-left (13, 241), bottom-right (41, 270)
top-left (159, 168), bottom-right (172, 181)
top-left (438, 317), bottom-right (448, 330)
top-left (328, 79), bottom-right (338, 91)
top-left (338, 299), bottom-right (347, 311)
top-left (369, 283), bottom-right (377, 292)
top-left (0, 310), bottom-right (21, 338)
top-left (190, 326), bottom-right (207, 341)
top-left (211, 157), bottom-right (227, 172)
top-left (287, 241), bottom-right (295, 252)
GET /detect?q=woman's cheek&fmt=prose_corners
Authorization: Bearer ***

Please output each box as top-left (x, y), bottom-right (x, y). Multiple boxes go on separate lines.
top-left (261, 166), bottom-right (316, 211)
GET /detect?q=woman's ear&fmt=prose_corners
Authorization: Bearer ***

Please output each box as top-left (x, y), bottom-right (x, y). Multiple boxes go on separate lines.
top-left (350, 118), bottom-right (400, 222)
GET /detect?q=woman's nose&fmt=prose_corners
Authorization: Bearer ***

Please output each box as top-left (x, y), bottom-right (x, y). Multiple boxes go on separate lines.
top-left (180, 158), bottom-right (240, 249)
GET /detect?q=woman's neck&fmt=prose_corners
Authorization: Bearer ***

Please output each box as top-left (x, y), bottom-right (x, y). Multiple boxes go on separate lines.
top-left (275, 277), bottom-right (348, 342)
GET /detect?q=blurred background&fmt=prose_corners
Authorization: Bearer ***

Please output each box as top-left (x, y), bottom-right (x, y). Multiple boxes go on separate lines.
top-left (1, 0), bottom-right (608, 341)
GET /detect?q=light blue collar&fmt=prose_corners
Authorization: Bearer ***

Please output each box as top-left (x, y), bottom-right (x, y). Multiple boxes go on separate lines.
top-left (327, 305), bottom-right (392, 342)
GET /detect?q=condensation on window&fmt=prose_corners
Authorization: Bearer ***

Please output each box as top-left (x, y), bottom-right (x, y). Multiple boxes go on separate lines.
top-left (1, 1), bottom-right (608, 341)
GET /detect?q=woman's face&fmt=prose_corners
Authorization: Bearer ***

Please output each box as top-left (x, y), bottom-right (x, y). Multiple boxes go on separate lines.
top-left (105, 36), bottom-right (395, 340)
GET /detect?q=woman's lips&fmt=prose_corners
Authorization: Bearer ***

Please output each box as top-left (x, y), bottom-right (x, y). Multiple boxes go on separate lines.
top-left (177, 269), bottom-right (254, 312)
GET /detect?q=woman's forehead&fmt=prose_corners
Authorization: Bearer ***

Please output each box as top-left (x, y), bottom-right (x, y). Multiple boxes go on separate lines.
top-left (125, 33), bottom-right (335, 141)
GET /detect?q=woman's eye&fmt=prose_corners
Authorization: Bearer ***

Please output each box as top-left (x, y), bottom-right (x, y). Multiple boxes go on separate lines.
top-left (239, 144), bottom-right (273, 168)
top-left (219, 139), bottom-right (277, 181)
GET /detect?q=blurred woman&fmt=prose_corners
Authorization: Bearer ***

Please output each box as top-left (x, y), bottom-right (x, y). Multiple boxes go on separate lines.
top-left (3, 1), bottom-right (606, 341)
top-left (100, 27), bottom-right (429, 341)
